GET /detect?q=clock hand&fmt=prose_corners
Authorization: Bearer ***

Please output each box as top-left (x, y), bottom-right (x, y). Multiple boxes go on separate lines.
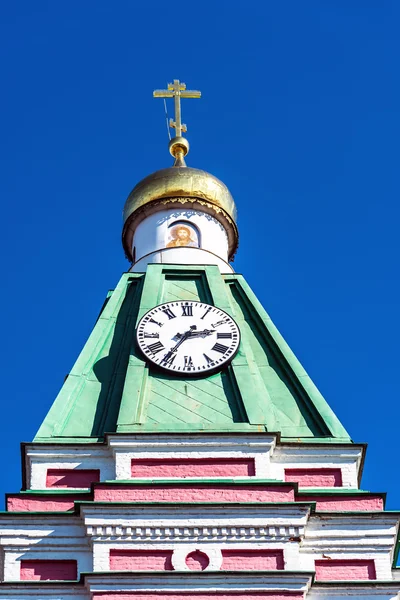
top-left (188, 328), bottom-right (215, 338)
top-left (162, 327), bottom-right (194, 361)
top-left (163, 327), bottom-right (214, 363)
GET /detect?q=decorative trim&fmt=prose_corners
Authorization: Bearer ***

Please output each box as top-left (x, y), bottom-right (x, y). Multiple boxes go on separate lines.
top-left (171, 547), bottom-right (222, 571)
top-left (85, 571), bottom-right (313, 593)
top-left (85, 524), bottom-right (305, 541)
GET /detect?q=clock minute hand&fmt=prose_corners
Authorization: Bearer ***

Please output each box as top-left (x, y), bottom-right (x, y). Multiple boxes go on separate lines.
top-left (188, 328), bottom-right (215, 338)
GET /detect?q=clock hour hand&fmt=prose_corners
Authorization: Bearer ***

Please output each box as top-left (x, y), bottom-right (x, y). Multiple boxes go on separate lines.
top-left (162, 327), bottom-right (195, 361)
top-left (172, 326), bottom-right (215, 343)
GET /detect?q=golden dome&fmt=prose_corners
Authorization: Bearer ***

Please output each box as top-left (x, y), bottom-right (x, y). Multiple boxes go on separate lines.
top-left (122, 166), bottom-right (238, 262)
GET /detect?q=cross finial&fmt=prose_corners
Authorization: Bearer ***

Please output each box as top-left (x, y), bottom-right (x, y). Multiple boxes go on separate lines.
top-left (153, 79), bottom-right (201, 139)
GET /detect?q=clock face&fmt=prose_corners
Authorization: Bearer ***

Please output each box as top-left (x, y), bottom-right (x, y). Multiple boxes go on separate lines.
top-left (136, 301), bottom-right (240, 374)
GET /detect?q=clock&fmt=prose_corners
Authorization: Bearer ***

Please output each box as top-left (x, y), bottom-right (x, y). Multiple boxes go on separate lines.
top-left (136, 301), bottom-right (240, 374)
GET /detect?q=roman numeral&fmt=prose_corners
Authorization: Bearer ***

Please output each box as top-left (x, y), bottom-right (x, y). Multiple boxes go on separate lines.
top-left (217, 332), bottom-right (232, 339)
top-left (162, 353), bottom-right (176, 366)
top-left (162, 307), bottom-right (176, 320)
top-left (144, 332), bottom-right (159, 338)
top-left (182, 304), bottom-right (193, 317)
top-left (212, 342), bottom-right (229, 354)
top-left (212, 319), bottom-right (226, 328)
top-left (147, 341), bottom-right (165, 354)
top-left (201, 307), bottom-right (212, 320)
top-left (184, 356), bottom-right (194, 368)
top-left (203, 353), bottom-right (214, 365)
top-left (149, 318), bottom-right (163, 327)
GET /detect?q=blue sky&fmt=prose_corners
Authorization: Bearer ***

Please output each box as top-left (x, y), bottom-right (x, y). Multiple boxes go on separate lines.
top-left (1, 1), bottom-right (399, 509)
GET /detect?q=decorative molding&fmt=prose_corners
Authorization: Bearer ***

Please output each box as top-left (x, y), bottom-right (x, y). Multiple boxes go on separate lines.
top-left (309, 582), bottom-right (400, 598)
top-left (85, 524), bottom-right (305, 541)
top-left (85, 571), bottom-right (313, 593)
top-left (107, 433), bottom-right (277, 450)
top-left (171, 546), bottom-right (222, 571)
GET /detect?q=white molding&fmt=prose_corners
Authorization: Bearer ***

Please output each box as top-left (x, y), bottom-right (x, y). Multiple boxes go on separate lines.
top-left (26, 446), bottom-right (113, 490)
top-left (271, 445), bottom-right (365, 489)
top-left (309, 584), bottom-right (400, 599)
top-left (303, 514), bottom-right (399, 551)
top-left (107, 434), bottom-right (277, 449)
top-left (0, 587), bottom-right (86, 600)
top-left (0, 580), bottom-right (398, 600)
top-left (85, 571), bottom-right (313, 593)
top-left (87, 523), bottom-right (306, 541)
top-left (81, 504), bottom-right (311, 540)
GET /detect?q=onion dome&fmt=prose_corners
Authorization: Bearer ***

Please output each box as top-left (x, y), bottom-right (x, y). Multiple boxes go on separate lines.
top-left (122, 160), bottom-right (238, 262)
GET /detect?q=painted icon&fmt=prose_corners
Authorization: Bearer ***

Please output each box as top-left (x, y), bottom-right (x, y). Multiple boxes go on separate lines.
top-left (166, 223), bottom-right (199, 248)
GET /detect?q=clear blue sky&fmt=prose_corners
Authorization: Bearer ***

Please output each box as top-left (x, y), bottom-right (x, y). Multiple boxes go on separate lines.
top-left (1, 2), bottom-right (399, 509)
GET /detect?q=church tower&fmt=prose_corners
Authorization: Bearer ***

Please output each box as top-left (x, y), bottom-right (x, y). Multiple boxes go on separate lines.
top-left (1, 81), bottom-right (399, 600)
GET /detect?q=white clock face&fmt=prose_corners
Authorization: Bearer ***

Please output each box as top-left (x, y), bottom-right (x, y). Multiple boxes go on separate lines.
top-left (136, 301), bottom-right (240, 374)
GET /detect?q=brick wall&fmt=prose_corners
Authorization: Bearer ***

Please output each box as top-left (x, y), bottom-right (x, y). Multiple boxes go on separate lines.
top-left (185, 551), bottom-right (209, 570)
top-left (46, 469), bottom-right (100, 488)
top-left (94, 484), bottom-right (294, 503)
top-left (7, 495), bottom-right (77, 511)
top-left (285, 468), bottom-right (342, 487)
top-left (315, 559), bottom-right (376, 580)
top-left (110, 550), bottom-right (173, 571)
top-left (221, 549), bottom-right (284, 570)
top-left (131, 458), bottom-right (255, 478)
top-left (20, 560), bottom-right (77, 581)
top-left (300, 495), bottom-right (383, 511)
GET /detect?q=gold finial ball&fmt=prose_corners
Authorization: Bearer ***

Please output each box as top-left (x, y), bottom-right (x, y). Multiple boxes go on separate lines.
top-left (169, 136), bottom-right (190, 158)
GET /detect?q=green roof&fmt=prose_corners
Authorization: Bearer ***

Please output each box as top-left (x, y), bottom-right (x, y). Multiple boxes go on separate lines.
top-left (35, 265), bottom-right (350, 443)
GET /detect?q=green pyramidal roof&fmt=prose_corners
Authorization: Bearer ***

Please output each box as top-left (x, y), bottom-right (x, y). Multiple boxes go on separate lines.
top-left (35, 265), bottom-right (351, 443)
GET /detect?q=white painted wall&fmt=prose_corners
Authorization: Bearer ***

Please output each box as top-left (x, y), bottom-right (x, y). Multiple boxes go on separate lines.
top-left (130, 247), bottom-right (234, 273)
top-left (130, 209), bottom-right (233, 273)
top-left (26, 436), bottom-right (365, 488)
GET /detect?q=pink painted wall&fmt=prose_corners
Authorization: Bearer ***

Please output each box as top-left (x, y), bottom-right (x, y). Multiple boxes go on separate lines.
top-left (110, 550), bottom-right (173, 571)
top-left (7, 489), bottom-right (384, 513)
top-left (185, 551), bottom-right (209, 571)
top-left (315, 559), bottom-right (376, 581)
top-left (300, 495), bottom-right (383, 511)
top-left (131, 458), bottom-right (255, 478)
top-left (285, 468), bottom-right (342, 487)
top-left (92, 594), bottom-right (303, 600)
top-left (20, 560), bottom-right (77, 581)
top-left (221, 550), bottom-right (284, 570)
top-left (94, 483), bottom-right (294, 503)
top-left (7, 489), bottom-right (383, 513)
top-left (46, 469), bottom-right (100, 488)
top-left (7, 495), bottom-right (78, 512)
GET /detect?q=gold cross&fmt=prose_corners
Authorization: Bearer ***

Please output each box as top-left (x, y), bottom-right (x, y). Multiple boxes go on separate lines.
top-left (153, 79), bottom-right (201, 137)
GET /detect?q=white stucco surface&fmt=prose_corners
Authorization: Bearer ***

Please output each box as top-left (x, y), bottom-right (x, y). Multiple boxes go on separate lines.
top-left (130, 209), bottom-right (233, 272)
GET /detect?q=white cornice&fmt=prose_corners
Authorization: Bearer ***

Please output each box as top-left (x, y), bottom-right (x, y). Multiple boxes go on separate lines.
top-left (107, 433), bottom-right (277, 451)
top-left (86, 571), bottom-right (313, 593)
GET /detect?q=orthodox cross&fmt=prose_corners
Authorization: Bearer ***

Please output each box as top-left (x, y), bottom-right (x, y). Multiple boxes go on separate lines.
top-left (153, 79), bottom-right (201, 137)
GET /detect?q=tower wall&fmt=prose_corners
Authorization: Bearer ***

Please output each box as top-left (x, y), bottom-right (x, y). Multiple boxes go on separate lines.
top-left (4, 80), bottom-right (400, 598)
